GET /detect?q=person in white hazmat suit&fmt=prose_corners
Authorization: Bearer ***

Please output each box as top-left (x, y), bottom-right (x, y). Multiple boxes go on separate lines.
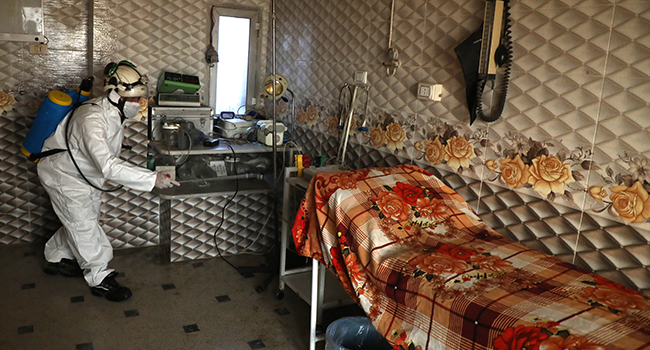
top-left (37, 61), bottom-right (179, 302)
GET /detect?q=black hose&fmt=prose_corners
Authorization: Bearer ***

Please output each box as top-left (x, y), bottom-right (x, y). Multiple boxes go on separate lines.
top-left (64, 79), bottom-right (123, 193)
top-left (64, 104), bottom-right (124, 193)
top-left (475, 0), bottom-right (513, 123)
top-left (212, 139), bottom-right (241, 274)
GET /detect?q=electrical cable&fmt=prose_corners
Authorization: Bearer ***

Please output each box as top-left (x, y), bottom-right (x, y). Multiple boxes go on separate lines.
top-left (240, 175), bottom-right (306, 262)
top-left (239, 206), bottom-right (273, 253)
top-left (209, 137), bottom-right (302, 267)
top-left (475, 0), bottom-right (512, 123)
top-left (177, 123), bottom-right (192, 164)
top-left (236, 104), bottom-right (247, 115)
top-left (64, 95), bottom-right (123, 192)
top-left (211, 139), bottom-right (242, 274)
top-left (205, 6), bottom-right (219, 64)
top-left (229, 141), bottom-right (300, 255)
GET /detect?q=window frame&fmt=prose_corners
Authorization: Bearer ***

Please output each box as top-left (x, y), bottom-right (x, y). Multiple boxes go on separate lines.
top-left (208, 5), bottom-right (261, 113)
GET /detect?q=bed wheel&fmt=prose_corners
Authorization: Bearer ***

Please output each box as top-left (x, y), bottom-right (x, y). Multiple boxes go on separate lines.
top-left (275, 291), bottom-right (285, 299)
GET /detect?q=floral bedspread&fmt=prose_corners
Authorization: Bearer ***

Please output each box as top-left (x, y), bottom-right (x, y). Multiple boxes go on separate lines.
top-left (291, 165), bottom-right (650, 350)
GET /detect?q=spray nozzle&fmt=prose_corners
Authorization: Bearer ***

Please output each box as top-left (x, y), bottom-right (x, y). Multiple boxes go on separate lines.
top-left (80, 77), bottom-right (94, 93)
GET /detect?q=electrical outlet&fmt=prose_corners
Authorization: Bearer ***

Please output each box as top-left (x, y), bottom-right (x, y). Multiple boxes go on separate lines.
top-left (417, 84), bottom-right (432, 99)
top-left (29, 43), bottom-right (48, 55)
top-left (354, 71), bottom-right (367, 85)
top-left (417, 83), bottom-right (443, 101)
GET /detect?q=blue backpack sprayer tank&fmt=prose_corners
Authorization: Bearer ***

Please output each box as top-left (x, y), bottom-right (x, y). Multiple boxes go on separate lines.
top-left (21, 77), bottom-right (94, 162)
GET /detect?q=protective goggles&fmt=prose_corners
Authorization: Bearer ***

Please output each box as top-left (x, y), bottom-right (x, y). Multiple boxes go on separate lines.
top-left (104, 60), bottom-right (138, 77)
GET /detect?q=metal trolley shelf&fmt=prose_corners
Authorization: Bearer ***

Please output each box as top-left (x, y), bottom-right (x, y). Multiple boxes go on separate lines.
top-left (151, 141), bottom-right (277, 156)
top-left (154, 174), bottom-right (272, 200)
top-left (279, 169), bottom-right (355, 350)
top-left (150, 139), bottom-right (278, 263)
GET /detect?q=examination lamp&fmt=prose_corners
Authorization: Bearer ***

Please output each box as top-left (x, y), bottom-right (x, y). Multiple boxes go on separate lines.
top-left (261, 73), bottom-right (294, 143)
top-left (262, 74), bottom-right (289, 99)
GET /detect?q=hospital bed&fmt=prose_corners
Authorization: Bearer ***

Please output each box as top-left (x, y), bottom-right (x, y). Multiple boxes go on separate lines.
top-left (289, 165), bottom-right (650, 350)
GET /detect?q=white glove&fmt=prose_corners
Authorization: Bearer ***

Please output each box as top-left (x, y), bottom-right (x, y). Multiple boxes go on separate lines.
top-left (155, 172), bottom-right (181, 189)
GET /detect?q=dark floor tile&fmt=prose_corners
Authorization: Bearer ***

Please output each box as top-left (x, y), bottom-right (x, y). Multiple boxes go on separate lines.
top-left (162, 283), bottom-right (176, 290)
top-left (76, 343), bottom-right (93, 350)
top-left (248, 339), bottom-right (266, 349)
top-left (275, 308), bottom-right (290, 315)
top-left (241, 272), bottom-right (255, 278)
top-left (21, 283), bottom-right (35, 290)
top-left (215, 295), bottom-right (230, 303)
top-left (116, 272), bottom-right (125, 278)
top-left (192, 262), bottom-right (204, 268)
top-left (23, 252), bottom-right (36, 257)
top-left (17, 325), bottom-right (34, 334)
top-left (124, 309), bottom-right (139, 318)
top-left (71, 296), bottom-right (85, 303)
top-left (183, 324), bottom-right (200, 333)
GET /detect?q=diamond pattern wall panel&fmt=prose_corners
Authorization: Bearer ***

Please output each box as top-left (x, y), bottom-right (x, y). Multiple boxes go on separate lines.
top-left (511, 7), bottom-right (613, 77)
top-left (606, 3), bottom-right (650, 79)
top-left (0, 42), bottom-right (24, 91)
top-left (292, 126), bottom-right (339, 160)
top-left (474, 180), bottom-right (650, 294)
top-left (101, 189), bottom-right (160, 248)
top-left (166, 193), bottom-right (273, 262)
top-left (421, 15), bottom-right (483, 69)
top-left (0, 112), bottom-right (58, 244)
top-left (150, 0), bottom-right (204, 86)
top-left (44, 0), bottom-right (89, 51)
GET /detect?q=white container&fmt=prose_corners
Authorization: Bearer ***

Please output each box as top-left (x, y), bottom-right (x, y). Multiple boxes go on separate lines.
top-left (256, 120), bottom-right (285, 146)
top-left (215, 118), bottom-right (255, 139)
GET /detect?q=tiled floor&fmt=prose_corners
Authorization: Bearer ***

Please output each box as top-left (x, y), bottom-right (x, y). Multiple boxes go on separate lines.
top-left (0, 242), bottom-right (364, 350)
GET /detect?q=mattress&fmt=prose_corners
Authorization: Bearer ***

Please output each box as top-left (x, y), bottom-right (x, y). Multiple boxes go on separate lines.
top-left (292, 165), bottom-right (650, 350)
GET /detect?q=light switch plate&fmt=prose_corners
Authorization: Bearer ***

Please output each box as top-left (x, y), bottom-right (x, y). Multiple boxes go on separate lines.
top-left (29, 43), bottom-right (48, 55)
top-left (354, 71), bottom-right (367, 85)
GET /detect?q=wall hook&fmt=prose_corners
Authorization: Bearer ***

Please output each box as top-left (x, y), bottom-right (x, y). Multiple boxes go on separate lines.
top-left (383, 47), bottom-right (401, 76)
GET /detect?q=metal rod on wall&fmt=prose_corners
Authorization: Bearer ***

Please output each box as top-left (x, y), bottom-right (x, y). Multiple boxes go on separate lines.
top-left (88, 0), bottom-right (94, 78)
top-left (382, 0), bottom-right (401, 76)
top-left (271, 0), bottom-right (279, 268)
top-left (388, 0), bottom-right (395, 49)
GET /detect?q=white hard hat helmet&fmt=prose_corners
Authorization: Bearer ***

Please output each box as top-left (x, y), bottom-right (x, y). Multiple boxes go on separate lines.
top-left (103, 61), bottom-right (149, 98)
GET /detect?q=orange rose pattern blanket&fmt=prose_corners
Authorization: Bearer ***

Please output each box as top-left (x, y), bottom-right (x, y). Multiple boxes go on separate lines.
top-left (291, 165), bottom-right (650, 350)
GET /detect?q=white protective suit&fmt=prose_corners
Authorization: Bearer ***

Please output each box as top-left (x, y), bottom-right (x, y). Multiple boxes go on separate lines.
top-left (38, 94), bottom-right (157, 287)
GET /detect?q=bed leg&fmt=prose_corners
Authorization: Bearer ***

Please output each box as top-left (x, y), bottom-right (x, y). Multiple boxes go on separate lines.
top-left (310, 258), bottom-right (319, 350)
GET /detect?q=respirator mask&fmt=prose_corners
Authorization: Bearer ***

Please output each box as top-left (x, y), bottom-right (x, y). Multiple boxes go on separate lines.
top-left (108, 89), bottom-right (142, 121)
top-left (122, 100), bottom-right (141, 119)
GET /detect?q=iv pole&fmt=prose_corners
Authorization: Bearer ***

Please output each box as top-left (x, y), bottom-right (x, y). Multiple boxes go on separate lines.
top-left (238, 0), bottom-right (280, 293)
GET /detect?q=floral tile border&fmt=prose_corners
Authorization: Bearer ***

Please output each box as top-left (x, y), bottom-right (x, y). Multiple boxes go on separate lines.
top-left (282, 95), bottom-right (650, 229)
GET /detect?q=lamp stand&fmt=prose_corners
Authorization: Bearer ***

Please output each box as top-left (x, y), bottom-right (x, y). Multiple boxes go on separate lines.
top-left (236, 0), bottom-right (281, 294)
